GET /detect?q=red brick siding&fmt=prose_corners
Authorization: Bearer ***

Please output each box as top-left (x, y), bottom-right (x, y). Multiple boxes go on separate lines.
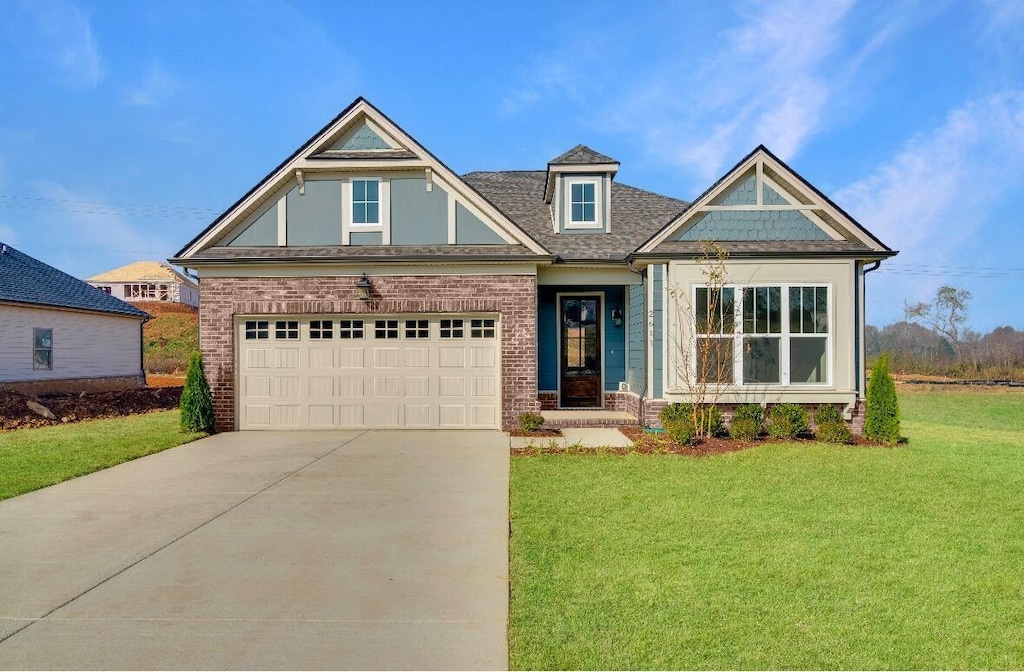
top-left (199, 274), bottom-right (539, 432)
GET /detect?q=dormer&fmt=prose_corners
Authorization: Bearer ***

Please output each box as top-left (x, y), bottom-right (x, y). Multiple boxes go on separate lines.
top-left (544, 145), bottom-right (619, 234)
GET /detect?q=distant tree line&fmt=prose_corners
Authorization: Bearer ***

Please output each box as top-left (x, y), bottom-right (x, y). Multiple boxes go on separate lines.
top-left (867, 285), bottom-right (1024, 379)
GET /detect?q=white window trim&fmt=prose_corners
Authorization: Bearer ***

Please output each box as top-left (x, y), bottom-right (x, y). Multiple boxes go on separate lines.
top-left (564, 176), bottom-right (603, 230)
top-left (348, 176), bottom-right (383, 229)
top-left (689, 283), bottom-right (833, 388)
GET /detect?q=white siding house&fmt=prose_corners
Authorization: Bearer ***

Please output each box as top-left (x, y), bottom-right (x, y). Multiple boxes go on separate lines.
top-left (0, 244), bottom-right (149, 393)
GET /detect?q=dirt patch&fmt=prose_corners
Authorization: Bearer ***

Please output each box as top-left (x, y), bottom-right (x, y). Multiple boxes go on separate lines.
top-left (0, 387), bottom-right (182, 431)
top-left (147, 374), bottom-right (186, 388)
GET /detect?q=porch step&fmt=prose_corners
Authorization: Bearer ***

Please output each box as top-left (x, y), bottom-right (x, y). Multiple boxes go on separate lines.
top-left (540, 410), bottom-right (639, 428)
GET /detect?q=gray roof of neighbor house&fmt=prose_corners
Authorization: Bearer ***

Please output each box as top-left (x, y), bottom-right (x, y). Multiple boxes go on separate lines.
top-left (548, 144), bottom-right (619, 166)
top-left (0, 243), bottom-right (149, 319)
top-left (463, 171), bottom-right (688, 260)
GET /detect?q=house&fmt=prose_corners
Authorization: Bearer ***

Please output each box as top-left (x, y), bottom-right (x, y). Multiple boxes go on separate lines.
top-left (0, 243), bottom-right (149, 394)
top-left (86, 260), bottom-right (199, 307)
top-left (171, 98), bottom-right (896, 433)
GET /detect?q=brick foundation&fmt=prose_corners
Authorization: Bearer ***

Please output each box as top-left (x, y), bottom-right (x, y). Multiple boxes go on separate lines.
top-left (199, 274), bottom-right (539, 432)
top-left (1, 374), bottom-right (146, 396)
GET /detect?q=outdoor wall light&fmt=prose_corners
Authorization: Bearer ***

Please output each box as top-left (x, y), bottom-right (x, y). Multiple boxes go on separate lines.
top-left (611, 307), bottom-right (623, 327)
top-left (355, 273), bottom-right (373, 301)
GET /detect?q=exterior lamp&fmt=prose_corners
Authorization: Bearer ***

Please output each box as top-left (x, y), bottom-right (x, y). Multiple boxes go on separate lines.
top-left (355, 273), bottom-right (373, 301)
top-left (611, 307), bottom-right (623, 327)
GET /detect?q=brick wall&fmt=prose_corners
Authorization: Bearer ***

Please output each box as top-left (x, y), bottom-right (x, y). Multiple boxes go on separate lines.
top-left (199, 274), bottom-right (540, 432)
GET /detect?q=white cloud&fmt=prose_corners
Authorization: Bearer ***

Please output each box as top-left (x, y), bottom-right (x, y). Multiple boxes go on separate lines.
top-left (836, 91), bottom-right (1024, 303)
top-left (8, 0), bottom-right (104, 88)
top-left (0, 223), bottom-right (19, 246)
top-left (125, 62), bottom-right (180, 107)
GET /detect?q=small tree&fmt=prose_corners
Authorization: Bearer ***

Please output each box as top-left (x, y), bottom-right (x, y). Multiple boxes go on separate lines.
top-left (180, 351), bottom-right (215, 433)
top-left (906, 285), bottom-right (972, 365)
top-left (864, 352), bottom-right (900, 443)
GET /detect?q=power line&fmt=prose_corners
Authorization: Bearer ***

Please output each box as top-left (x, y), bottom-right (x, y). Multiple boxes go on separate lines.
top-left (0, 194), bottom-right (222, 220)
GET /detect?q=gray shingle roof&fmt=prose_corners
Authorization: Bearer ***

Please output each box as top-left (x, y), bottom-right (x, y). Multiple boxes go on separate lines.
top-left (463, 171), bottom-right (688, 260)
top-left (185, 244), bottom-right (541, 261)
top-left (0, 243), bottom-right (150, 318)
top-left (549, 145), bottom-right (619, 166)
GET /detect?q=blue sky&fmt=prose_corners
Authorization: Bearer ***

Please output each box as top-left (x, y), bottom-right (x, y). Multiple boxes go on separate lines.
top-left (1, 0), bottom-right (1022, 331)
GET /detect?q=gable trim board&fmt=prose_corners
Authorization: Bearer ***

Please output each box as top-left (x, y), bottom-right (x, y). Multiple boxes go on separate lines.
top-left (175, 98), bottom-right (548, 259)
top-left (636, 145), bottom-right (894, 256)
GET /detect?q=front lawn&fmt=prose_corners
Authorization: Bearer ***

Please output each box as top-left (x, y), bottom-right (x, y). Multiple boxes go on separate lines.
top-left (510, 388), bottom-right (1024, 669)
top-left (0, 410), bottom-right (204, 500)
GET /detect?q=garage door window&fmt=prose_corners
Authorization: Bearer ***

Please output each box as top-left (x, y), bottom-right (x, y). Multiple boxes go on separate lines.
top-left (405, 319), bottom-right (429, 339)
top-left (471, 318), bottom-right (496, 338)
top-left (310, 320), bottom-right (333, 339)
top-left (440, 319), bottom-right (464, 339)
top-left (375, 320), bottom-right (399, 339)
top-left (275, 321), bottom-right (299, 339)
top-left (245, 321), bottom-right (269, 340)
top-left (338, 320), bottom-right (364, 339)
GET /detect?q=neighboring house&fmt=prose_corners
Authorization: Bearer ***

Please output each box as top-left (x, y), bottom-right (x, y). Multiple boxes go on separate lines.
top-left (86, 260), bottom-right (199, 307)
top-left (171, 98), bottom-right (896, 433)
top-left (0, 243), bottom-right (149, 394)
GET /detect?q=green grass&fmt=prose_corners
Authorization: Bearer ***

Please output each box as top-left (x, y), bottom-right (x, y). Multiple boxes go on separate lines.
top-left (510, 388), bottom-right (1024, 669)
top-left (0, 410), bottom-right (204, 501)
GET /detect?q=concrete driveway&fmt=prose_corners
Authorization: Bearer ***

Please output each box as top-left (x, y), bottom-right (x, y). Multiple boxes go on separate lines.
top-left (0, 430), bottom-right (509, 670)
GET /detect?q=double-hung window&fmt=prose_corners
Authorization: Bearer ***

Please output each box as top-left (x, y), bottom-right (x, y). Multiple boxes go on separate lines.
top-left (692, 285), bottom-right (830, 386)
top-left (351, 179), bottom-right (380, 226)
top-left (566, 178), bottom-right (600, 228)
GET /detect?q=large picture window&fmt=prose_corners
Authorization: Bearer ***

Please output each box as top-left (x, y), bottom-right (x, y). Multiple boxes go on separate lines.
top-left (692, 284), bottom-right (829, 386)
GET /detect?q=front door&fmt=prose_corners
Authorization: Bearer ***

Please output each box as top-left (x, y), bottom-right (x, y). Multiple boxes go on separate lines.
top-left (559, 295), bottom-right (602, 408)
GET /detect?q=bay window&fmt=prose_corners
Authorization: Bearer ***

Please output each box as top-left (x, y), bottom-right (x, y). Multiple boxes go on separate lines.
top-left (693, 284), bottom-right (830, 386)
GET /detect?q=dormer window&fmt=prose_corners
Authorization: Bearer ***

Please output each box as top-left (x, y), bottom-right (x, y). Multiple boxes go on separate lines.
top-left (570, 180), bottom-right (597, 225)
top-left (351, 178), bottom-right (380, 226)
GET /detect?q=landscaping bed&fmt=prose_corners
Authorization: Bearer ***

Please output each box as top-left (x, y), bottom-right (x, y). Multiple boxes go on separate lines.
top-left (0, 387), bottom-right (182, 431)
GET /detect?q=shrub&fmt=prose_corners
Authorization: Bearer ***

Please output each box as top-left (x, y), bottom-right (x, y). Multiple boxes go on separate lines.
top-left (659, 403), bottom-right (724, 438)
top-left (732, 403), bottom-right (765, 425)
top-left (865, 353), bottom-right (901, 443)
top-left (179, 351), bottom-right (215, 434)
top-left (729, 417), bottom-right (761, 441)
top-left (664, 418), bottom-right (697, 445)
top-left (768, 403), bottom-right (809, 439)
top-left (817, 421), bottom-right (854, 444)
top-left (518, 411), bottom-right (545, 432)
top-left (813, 404), bottom-right (843, 426)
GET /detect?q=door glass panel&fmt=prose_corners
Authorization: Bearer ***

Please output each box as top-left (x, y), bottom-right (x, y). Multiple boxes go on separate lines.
top-left (561, 297), bottom-right (602, 407)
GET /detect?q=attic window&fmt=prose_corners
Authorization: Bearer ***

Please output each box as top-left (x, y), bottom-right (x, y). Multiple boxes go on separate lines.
top-left (351, 178), bottom-right (380, 226)
top-left (566, 177), bottom-right (601, 229)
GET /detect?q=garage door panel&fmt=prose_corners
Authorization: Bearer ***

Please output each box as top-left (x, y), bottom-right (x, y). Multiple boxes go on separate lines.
top-left (275, 349), bottom-right (300, 369)
top-left (337, 348), bottom-right (364, 369)
top-left (308, 347), bottom-right (335, 369)
top-left (238, 314), bottom-right (500, 430)
top-left (308, 376), bottom-right (334, 397)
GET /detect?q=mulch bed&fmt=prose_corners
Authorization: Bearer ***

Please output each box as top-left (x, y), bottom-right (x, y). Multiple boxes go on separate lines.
top-left (511, 425), bottom-right (893, 456)
top-left (508, 428), bottom-right (563, 437)
top-left (0, 387), bottom-right (182, 431)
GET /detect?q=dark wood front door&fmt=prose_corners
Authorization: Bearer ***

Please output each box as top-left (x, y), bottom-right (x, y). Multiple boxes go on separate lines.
top-left (560, 295), bottom-right (602, 408)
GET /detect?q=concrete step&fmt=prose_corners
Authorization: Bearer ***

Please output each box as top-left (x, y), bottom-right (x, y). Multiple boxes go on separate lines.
top-left (540, 410), bottom-right (639, 428)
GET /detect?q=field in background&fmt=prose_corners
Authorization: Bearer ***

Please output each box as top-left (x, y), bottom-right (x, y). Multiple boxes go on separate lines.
top-left (138, 302), bottom-right (198, 374)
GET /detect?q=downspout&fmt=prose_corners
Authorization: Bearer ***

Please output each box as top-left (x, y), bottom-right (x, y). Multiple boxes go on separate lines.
top-left (848, 260), bottom-right (881, 420)
top-left (139, 315), bottom-right (150, 387)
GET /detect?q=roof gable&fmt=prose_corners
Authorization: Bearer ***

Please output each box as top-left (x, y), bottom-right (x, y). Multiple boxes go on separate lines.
top-left (549, 144), bottom-right (619, 166)
top-left (0, 243), bottom-right (149, 318)
top-left (175, 98), bottom-right (547, 259)
top-left (637, 146), bottom-right (894, 255)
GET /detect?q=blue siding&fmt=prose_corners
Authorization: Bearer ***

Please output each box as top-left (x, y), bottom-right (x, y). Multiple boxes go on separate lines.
top-left (652, 265), bottom-right (663, 399)
top-left (627, 284), bottom-right (645, 392)
top-left (676, 209), bottom-right (829, 241)
top-left (390, 178), bottom-right (448, 245)
top-left (287, 182), bottom-right (342, 245)
top-left (455, 202), bottom-right (506, 244)
top-left (763, 183), bottom-right (789, 205)
top-left (350, 231), bottom-right (382, 245)
top-left (537, 285), bottom-right (627, 394)
top-left (334, 122), bottom-right (389, 150)
top-left (710, 171), bottom-right (757, 205)
top-left (226, 201), bottom-right (277, 246)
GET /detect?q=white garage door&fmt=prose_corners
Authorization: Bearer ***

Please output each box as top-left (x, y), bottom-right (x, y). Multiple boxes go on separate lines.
top-left (236, 314), bottom-right (501, 430)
